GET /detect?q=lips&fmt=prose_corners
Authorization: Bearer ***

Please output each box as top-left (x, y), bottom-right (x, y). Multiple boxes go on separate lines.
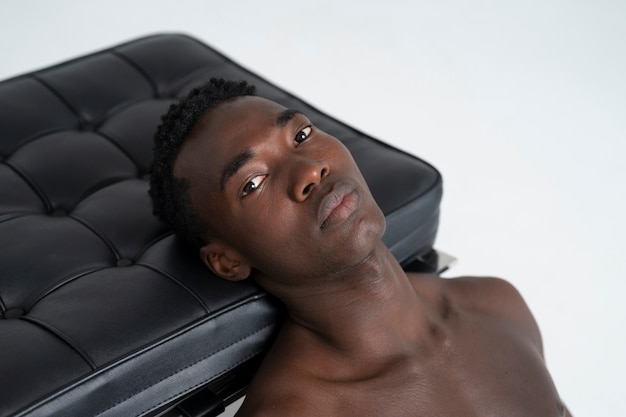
top-left (318, 183), bottom-right (359, 229)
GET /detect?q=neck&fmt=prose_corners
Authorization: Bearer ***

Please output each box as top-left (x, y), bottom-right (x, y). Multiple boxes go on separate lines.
top-left (267, 242), bottom-right (432, 360)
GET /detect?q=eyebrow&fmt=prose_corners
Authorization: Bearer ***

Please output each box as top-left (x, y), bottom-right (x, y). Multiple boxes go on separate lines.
top-left (276, 109), bottom-right (302, 127)
top-left (218, 109), bottom-right (303, 192)
top-left (219, 148), bottom-right (254, 192)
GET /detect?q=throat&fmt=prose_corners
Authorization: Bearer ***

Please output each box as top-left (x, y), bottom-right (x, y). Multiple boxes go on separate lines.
top-left (286, 268), bottom-right (452, 364)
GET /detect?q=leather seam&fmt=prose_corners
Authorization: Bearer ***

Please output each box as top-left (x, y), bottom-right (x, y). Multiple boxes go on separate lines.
top-left (23, 315), bottom-right (97, 370)
top-left (92, 322), bottom-right (275, 417)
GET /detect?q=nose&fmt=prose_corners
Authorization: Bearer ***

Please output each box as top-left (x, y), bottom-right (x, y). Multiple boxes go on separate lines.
top-left (290, 156), bottom-right (329, 201)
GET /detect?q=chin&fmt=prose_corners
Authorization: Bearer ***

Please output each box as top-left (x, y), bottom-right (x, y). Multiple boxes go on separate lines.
top-left (364, 203), bottom-right (387, 239)
top-left (348, 208), bottom-right (387, 259)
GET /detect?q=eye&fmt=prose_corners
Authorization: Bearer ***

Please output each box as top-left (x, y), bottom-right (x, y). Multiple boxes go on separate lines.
top-left (242, 174), bottom-right (267, 197)
top-left (295, 126), bottom-right (312, 144)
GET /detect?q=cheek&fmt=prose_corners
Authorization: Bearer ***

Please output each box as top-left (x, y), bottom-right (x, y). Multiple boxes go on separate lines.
top-left (231, 201), bottom-right (307, 261)
top-left (321, 136), bottom-right (370, 186)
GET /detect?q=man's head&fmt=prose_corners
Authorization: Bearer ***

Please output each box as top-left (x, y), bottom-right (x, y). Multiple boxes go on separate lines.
top-left (150, 78), bottom-right (386, 290)
top-left (150, 79), bottom-right (255, 249)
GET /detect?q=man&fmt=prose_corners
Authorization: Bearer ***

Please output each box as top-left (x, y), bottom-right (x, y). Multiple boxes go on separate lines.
top-left (150, 78), bottom-right (570, 416)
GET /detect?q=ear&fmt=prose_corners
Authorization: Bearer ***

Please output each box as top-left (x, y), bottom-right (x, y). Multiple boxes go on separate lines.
top-left (199, 241), bottom-right (251, 281)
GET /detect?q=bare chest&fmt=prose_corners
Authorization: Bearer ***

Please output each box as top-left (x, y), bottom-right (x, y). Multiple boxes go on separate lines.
top-left (322, 312), bottom-right (565, 417)
top-left (244, 277), bottom-right (567, 417)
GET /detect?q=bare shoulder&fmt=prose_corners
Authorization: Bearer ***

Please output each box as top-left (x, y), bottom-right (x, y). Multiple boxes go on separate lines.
top-left (235, 393), bottom-right (324, 417)
top-left (408, 273), bottom-right (527, 311)
top-left (233, 392), bottom-right (301, 417)
top-left (445, 275), bottom-right (527, 310)
top-left (235, 366), bottom-right (327, 417)
top-left (234, 326), bottom-right (327, 417)
top-left (411, 274), bottom-right (545, 354)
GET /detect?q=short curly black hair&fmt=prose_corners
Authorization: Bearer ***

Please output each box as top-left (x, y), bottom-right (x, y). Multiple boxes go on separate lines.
top-left (149, 78), bottom-right (256, 248)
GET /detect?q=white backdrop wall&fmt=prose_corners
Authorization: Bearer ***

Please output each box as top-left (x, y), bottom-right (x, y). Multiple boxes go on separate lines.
top-left (3, 1), bottom-right (625, 416)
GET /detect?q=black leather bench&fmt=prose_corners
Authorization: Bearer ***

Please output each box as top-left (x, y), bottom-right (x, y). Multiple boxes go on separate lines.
top-left (0, 34), bottom-right (444, 417)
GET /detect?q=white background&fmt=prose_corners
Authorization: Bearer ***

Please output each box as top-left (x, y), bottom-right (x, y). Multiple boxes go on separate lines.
top-left (3, 1), bottom-right (625, 416)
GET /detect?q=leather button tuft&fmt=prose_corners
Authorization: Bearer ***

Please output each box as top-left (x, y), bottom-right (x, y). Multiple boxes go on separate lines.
top-left (4, 307), bottom-right (25, 319)
top-left (51, 208), bottom-right (68, 216)
top-left (116, 258), bottom-right (134, 267)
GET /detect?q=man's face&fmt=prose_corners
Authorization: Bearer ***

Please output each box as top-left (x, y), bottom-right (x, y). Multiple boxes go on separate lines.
top-left (174, 96), bottom-right (385, 285)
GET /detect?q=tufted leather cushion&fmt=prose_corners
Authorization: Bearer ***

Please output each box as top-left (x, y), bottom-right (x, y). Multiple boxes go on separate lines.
top-left (0, 34), bottom-right (442, 417)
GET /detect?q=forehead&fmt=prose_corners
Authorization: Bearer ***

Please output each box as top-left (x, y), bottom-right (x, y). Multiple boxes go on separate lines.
top-left (194, 95), bottom-right (288, 137)
top-left (173, 96), bottom-right (287, 188)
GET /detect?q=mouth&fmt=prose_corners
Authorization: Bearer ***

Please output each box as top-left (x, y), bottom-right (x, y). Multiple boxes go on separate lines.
top-left (318, 183), bottom-right (359, 229)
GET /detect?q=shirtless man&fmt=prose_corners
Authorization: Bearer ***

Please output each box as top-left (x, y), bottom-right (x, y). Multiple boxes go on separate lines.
top-left (150, 79), bottom-right (570, 416)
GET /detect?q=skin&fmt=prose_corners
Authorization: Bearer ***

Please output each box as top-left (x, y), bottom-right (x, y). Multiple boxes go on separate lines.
top-left (174, 96), bottom-right (570, 416)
